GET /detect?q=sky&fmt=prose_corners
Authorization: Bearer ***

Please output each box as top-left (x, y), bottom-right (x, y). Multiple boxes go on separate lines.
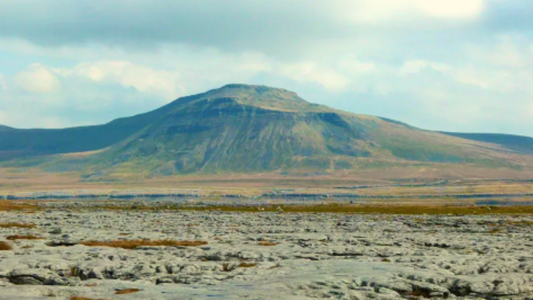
top-left (0, 0), bottom-right (532, 136)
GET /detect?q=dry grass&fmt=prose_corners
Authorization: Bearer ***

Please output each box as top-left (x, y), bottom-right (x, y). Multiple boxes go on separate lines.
top-left (0, 241), bottom-right (12, 250)
top-left (53, 202), bottom-right (533, 215)
top-left (506, 220), bottom-right (533, 226)
top-left (80, 240), bottom-right (208, 249)
top-left (238, 262), bottom-right (257, 268)
top-left (407, 290), bottom-right (431, 299)
top-left (0, 200), bottom-right (39, 212)
top-left (258, 241), bottom-right (278, 246)
top-left (61, 149), bottom-right (104, 158)
top-left (222, 263), bottom-right (231, 272)
top-left (114, 288), bottom-right (141, 295)
top-left (6, 234), bottom-right (43, 240)
top-left (84, 283), bottom-right (98, 287)
top-left (489, 227), bottom-right (502, 234)
top-left (0, 222), bottom-right (36, 228)
top-left (177, 204), bottom-right (533, 215)
top-left (70, 297), bottom-right (110, 300)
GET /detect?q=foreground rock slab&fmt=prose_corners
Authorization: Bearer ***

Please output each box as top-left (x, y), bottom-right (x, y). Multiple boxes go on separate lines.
top-left (1, 209), bottom-right (533, 299)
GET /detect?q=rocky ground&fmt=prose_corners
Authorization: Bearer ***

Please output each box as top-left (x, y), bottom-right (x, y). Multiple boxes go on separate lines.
top-left (1, 207), bottom-right (533, 299)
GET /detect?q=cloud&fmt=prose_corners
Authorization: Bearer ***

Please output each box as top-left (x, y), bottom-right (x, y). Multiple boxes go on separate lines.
top-left (337, 0), bottom-right (486, 23)
top-left (0, 60), bottom-right (189, 128)
top-left (2, 36), bottom-right (533, 135)
top-left (13, 64), bottom-right (61, 94)
top-left (0, 73), bottom-right (6, 91)
top-left (278, 63), bottom-right (349, 91)
top-left (40, 116), bottom-right (67, 128)
top-left (55, 61), bottom-right (183, 100)
top-left (399, 60), bottom-right (449, 75)
top-left (0, 1), bottom-right (531, 136)
top-left (462, 36), bottom-right (532, 69)
top-left (0, 0), bottom-right (499, 57)
top-left (411, 0), bottom-right (485, 18)
top-left (0, 109), bottom-right (8, 124)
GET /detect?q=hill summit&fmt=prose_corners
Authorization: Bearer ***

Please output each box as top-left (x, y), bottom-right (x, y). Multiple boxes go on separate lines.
top-left (1, 84), bottom-right (533, 178)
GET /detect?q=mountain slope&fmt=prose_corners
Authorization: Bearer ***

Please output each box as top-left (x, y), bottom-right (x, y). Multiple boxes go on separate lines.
top-left (0, 85), bottom-right (247, 160)
top-left (1, 84), bottom-right (532, 178)
top-left (0, 107), bottom-right (163, 160)
top-left (440, 132), bottom-right (533, 154)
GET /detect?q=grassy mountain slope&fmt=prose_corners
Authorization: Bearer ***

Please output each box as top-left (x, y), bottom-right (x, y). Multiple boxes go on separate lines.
top-left (441, 132), bottom-right (533, 154)
top-left (1, 84), bottom-right (532, 178)
top-left (0, 86), bottom-right (228, 160)
top-left (0, 109), bottom-right (162, 160)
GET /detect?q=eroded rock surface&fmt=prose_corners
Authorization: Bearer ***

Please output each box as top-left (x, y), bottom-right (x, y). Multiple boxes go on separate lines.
top-left (1, 209), bottom-right (533, 299)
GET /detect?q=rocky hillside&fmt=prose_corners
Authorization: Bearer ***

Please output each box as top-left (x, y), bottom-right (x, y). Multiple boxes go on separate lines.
top-left (1, 84), bottom-right (532, 178)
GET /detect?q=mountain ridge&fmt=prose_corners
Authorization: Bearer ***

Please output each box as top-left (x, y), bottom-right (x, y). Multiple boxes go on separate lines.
top-left (1, 84), bottom-right (532, 178)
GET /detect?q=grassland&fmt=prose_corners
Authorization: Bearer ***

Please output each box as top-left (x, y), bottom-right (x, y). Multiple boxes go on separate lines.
top-left (6, 200), bottom-right (528, 215)
top-left (0, 166), bottom-right (531, 216)
top-left (1, 167), bottom-right (532, 197)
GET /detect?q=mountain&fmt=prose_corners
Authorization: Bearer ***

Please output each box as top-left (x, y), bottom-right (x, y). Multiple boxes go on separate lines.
top-left (440, 132), bottom-right (533, 155)
top-left (1, 84), bottom-right (532, 178)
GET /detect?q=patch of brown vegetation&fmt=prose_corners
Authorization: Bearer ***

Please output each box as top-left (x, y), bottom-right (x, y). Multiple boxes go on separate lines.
top-left (6, 234), bottom-right (43, 240)
top-left (222, 263), bottom-right (231, 272)
top-left (177, 204), bottom-right (533, 215)
top-left (237, 262), bottom-right (257, 268)
top-left (21, 245), bottom-right (32, 249)
top-left (70, 297), bottom-right (110, 300)
top-left (0, 241), bottom-right (12, 250)
top-left (489, 227), bottom-right (502, 234)
top-left (407, 289), bottom-right (431, 299)
top-left (0, 200), bottom-right (39, 212)
top-left (0, 222), bottom-right (36, 228)
top-left (475, 249), bottom-right (487, 255)
top-left (61, 149), bottom-right (104, 158)
top-left (506, 220), bottom-right (533, 226)
top-left (114, 288), bottom-right (141, 295)
top-left (258, 241), bottom-right (277, 246)
top-left (80, 240), bottom-right (208, 249)
top-left (84, 283), bottom-right (98, 287)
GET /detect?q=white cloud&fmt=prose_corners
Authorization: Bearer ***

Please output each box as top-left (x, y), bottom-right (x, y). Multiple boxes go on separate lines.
top-left (55, 61), bottom-right (183, 100)
top-left (399, 60), bottom-right (449, 75)
top-left (339, 58), bottom-right (376, 75)
top-left (0, 73), bottom-right (6, 91)
top-left (411, 0), bottom-right (485, 18)
top-left (488, 42), bottom-right (530, 68)
top-left (238, 53), bottom-right (272, 72)
top-left (0, 109), bottom-right (8, 124)
top-left (40, 116), bottom-right (68, 128)
top-left (14, 64), bottom-right (61, 94)
top-left (0, 32), bottom-right (532, 135)
top-left (279, 62), bottom-right (349, 91)
top-left (336, 0), bottom-right (486, 23)
top-left (453, 68), bottom-right (491, 89)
